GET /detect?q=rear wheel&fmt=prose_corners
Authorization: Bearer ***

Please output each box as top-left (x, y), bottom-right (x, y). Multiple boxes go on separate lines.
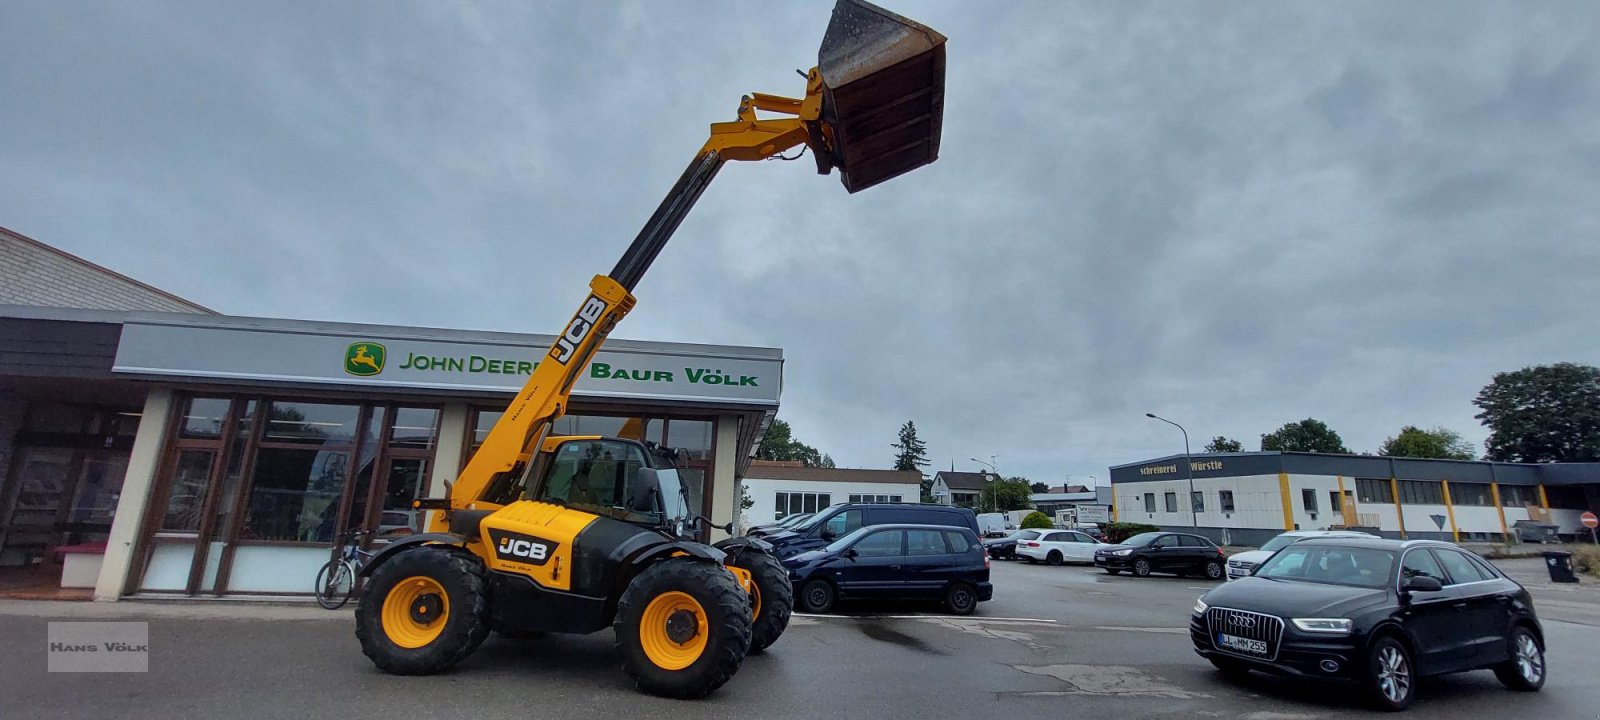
top-left (727, 549), bottom-right (792, 653)
top-left (1493, 626), bottom-right (1545, 691)
top-left (355, 547), bottom-right (490, 675)
top-left (1365, 636), bottom-right (1415, 711)
top-left (1046, 550), bottom-right (1064, 566)
top-left (798, 578), bottom-right (836, 614)
top-left (1203, 560), bottom-right (1224, 580)
top-left (944, 583), bottom-right (978, 615)
top-left (615, 558), bottom-right (753, 699)
top-left (1132, 559), bottom-right (1152, 577)
top-left (314, 559), bottom-right (355, 610)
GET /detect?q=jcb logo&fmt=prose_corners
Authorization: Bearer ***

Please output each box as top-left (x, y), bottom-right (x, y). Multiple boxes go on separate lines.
top-left (550, 295), bottom-right (608, 365)
top-left (487, 529), bottom-right (558, 566)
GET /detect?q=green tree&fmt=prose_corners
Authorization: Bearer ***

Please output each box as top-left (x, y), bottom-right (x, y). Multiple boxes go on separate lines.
top-left (1474, 362), bottom-right (1600, 462)
top-left (1260, 418), bottom-right (1349, 453)
top-left (1029, 481), bottom-right (1049, 494)
top-left (1020, 511), bottom-right (1053, 529)
top-left (1378, 426), bottom-right (1475, 460)
top-left (891, 421), bottom-right (929, 471)
top-left (979, 477), bottom-right (1034, 513)
top-left (1204, 436), bottom-right (1243, 453)
top-left (756, 418), bottom-right (828, 466)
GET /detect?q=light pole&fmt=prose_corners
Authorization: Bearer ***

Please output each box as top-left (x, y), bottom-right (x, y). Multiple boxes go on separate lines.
top-left (970, 457), bottom-right (997, 512)
top-left (1146, 413), bottom-right (1196, 527)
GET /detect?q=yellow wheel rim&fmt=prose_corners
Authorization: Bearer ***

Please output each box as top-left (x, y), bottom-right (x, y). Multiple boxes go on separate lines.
top-left (640, 590), bottom-right (708, 670)
top-left (381, 576), bottom-right (450, 649)
top-left (750, 578), bottom-right (762, 621)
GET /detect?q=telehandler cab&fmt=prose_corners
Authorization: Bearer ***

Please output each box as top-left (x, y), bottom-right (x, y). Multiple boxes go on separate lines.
top-left (353, 0), bottom-right (946, 698)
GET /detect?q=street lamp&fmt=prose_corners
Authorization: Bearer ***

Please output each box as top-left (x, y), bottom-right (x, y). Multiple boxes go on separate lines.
top-left (969, 457), bottom-right (997, 512)
top-left (1146, 413), bottom-right (1196, 527)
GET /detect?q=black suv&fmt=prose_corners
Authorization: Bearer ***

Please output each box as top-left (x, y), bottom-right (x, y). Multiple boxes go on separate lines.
top-left (759, 503), bottom-right (980, 559)
top-left (1191, 538), bottom-right (1545, 711)
top-left (1095, 531), bottom-right (1227, 580)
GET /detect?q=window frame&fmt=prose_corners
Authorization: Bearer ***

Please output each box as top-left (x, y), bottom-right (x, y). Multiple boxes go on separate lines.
top-left (1218, 490), bottom-right (1235, 513)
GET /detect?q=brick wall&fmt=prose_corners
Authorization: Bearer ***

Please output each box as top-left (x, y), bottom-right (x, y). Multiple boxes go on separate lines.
top-left (0, 227), bottom-right (212, 313)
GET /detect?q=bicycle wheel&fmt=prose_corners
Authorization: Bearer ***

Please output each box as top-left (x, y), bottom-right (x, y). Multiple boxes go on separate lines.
top-left (315, 559), bottom-right (356, 610)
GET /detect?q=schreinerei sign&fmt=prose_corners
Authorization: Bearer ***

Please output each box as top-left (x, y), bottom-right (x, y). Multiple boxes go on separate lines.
top-left (113, 319), bottom-right (781, 405)
top-left (1138, 459), bottom-right (1225, 476)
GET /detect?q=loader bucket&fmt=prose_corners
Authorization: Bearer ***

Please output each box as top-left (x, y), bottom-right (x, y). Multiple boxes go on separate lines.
top-left (817, 0), bottom-right (946, 193)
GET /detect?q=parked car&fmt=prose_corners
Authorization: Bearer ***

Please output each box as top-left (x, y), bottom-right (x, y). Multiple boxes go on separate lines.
top-left (783, 523), bottom-right (993, 615)
top-left (1191, 537), bottom-right (1545, 711)
top-left (761, 502), bottom-right (980, 559)
top-left (1226, 530), bottom-right (1378, 580)
top-left (744, 512), bottom-right (813, 538)
top-left (983, 529), bottom-right (1039, 560)
top-left (1017, 528), bottom-right (1104, 565)
top-left (1095, 532), bottom-right (1227, 580)
top-left (975, 512), bottom-right (1014, 538)
top-left (1068, 522), bottom-right (1104, 541)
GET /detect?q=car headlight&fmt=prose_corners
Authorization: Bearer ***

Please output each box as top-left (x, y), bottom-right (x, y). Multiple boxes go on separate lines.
top-left (1112, 548), bottom-right (1133, 557)
top-left (1291, 618), bottom-right (1353, 634)
top-left (1193, 597), bottom-right (1208, 615)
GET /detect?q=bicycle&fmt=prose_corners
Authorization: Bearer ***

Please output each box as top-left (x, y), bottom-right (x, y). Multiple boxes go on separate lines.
top-left (314, 528), bottom-right (374, 610)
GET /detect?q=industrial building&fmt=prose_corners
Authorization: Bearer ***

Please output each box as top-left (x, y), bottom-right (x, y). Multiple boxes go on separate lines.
top-left (1110, 451), bottom-right (1600, 546)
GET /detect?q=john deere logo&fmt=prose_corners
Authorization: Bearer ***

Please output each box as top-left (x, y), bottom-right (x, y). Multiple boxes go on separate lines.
top-left (344, 342), bottom-right (386, 376)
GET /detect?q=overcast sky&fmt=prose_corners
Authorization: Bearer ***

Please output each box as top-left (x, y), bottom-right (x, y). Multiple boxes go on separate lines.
top-left (4, 1), bottom-right (1597, 485)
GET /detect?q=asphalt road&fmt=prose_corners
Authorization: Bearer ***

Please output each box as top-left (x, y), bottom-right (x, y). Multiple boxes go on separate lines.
top-left (1, 560), bottom-right (1597, 719)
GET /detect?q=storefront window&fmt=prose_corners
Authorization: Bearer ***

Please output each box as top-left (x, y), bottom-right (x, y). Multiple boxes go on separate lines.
top-left (162, 450), bottom-right (215, 531)
top-left (180, 397), bottom-right (232, 439)
top-left (379, 458), bottom-right (430, 535)
top-left (242, 448), bottom-right (351, 542)
top-left (261, 401), bottom-right (360, 444)
top-left (344, 406), bottom-right (386, 536)
top-left (390, 407), bottom-right (439, 450)
top-left (209, 400), bottom-right (257, 540)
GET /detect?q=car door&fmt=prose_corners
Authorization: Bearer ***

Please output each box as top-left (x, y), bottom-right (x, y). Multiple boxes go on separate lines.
top-left (836, 529), bottom-right (905, 598)
top-left (1063, 532), bottom-right (1097, 562)
top-left (1431, 547), bottom-right (1507, 665)
top-left (1146, 534), bottom-right (1181, 572)
top-left (1398, 548), bottom-right (1477, 674)
top-left (903, 528), bottom-right (955, 597)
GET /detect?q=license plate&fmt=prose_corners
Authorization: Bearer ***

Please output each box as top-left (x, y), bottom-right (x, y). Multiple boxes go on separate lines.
top-left (1217, 633), bottom-right (1268, 656)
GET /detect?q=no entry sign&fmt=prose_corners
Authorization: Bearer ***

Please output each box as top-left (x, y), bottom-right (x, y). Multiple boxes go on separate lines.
top-left (1582, 512), bottom-right (1598, 529)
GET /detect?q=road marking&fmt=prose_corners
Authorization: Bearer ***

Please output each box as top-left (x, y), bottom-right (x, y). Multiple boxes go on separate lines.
top-left (1091, 626), bottom-right (1189, 634)
top-left (792, 613), bottom-right (1058, 623)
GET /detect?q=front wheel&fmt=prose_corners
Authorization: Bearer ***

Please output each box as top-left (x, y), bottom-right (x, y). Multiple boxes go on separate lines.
top-left (615, 559), bottom-right (753, 699)
top-left (798, 578), bottom-right (836, 614)
top-left (314, 559), bottom-right (355, 610)
top-left (1365, 636), bottom-right (1416, 711)
top-left (727, 549), bottom-right (792, 653)
top-left (1132, 559), bottom-right (1152, 578)
top-left (355, 547), bottom-right (490, 675)
top-left (1493, 627), bottom-right (1545, 691)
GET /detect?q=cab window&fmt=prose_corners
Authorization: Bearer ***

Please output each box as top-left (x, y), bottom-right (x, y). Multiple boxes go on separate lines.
top-left (853, 530), bottom-right (903, 557)
top-left (535, 440), bottom-right (653, 520)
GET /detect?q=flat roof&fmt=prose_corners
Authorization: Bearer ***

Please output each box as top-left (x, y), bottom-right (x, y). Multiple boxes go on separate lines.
top-left (1109, 450), bottom-right (1600, 487)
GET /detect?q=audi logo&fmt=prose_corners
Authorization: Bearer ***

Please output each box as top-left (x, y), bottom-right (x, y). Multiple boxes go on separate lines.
top-left (1229, 615), bottom-right (1257, 629)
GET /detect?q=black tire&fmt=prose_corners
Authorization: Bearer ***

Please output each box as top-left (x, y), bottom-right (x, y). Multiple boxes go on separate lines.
top-left (615, 558), bottom-right (753, 699)
top-left (1203, 560), bottom-right (1224, 581)
top-left (314, 559), bottom-right (354, 610)
top-left (1025, 556), bottom-right (1037, 564)
top-left (355, 547), bottom-right (490, 675)
top-left (1365, 635), bottom-right (1416, 712)
top-left (1046, 550), bottom-right (1064, 566)
top-left (798, 578), bottom-right (836, 614)
top-left (1493, 626), bottom-right (1545, 692)
top-left (727, 549), bottom-right (793, 653)
top-left (1132, 559), bottom-right (1152, 578)
top-left (944, 582), bottom-right (978, 615)
top-left (1104, 569), bottom-right (1121, 575)
top-left (1209, 656), bottom-right (1251, 681)
top-left (494, 629), bottom-right (546, 641)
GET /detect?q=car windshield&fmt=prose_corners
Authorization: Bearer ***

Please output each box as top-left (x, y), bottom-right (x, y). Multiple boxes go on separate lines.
top-left (824, 526), bottom-right (875, 553)
top-left (792, 505), bottom-right (843, 532)
top-left (1254, 545), bottom-right (1396, 588)
top-left (1259, 534), bottom-right (1302, 553)
top-left (1122, 532), bottom-right (1161, 547)
top-left (778, 513), bottom-right (812, 528)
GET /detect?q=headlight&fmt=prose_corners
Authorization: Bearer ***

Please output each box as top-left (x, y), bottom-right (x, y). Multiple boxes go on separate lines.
top-left (1193, 597), bottom-right (1208, 615)
top-left (1291, 618), bottom-right (1353, 634)
top-left (1112, 548), bottom-right (1133, 557)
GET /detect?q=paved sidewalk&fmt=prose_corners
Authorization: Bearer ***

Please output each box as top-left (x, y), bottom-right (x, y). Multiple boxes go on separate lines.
top-left (0, 597), bottom-right (345, 621)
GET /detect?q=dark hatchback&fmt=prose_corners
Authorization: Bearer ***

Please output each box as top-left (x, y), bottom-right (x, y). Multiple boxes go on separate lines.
top-left (983, 529), bottom-right (1040, 560)
top-left (1095, 531), bottom-right (1227, 580)
top-left (1190, 538), bottom-right (1546, 711)
top-left (782, 524), bottom-right (993, 615)
top-left (761, 502), bottom-right (980, 559)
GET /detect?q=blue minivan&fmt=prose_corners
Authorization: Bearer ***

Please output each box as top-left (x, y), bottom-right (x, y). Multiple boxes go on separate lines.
top-left (782, 523), bottom-right (993, 615)
top-left (756, 502), bottom-right (980, 559)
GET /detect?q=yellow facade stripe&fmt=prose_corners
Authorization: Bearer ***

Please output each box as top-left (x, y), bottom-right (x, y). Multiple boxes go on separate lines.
top-left (1390, 477), bottom-right (1406, 539)
top-left (1441, 480), bottom-right (1460, 543)
top-left (1278, 473), bottom-right (1295, 531)
top-left (1336, 475), bottom-right (1354, 527)
top-left (1490, 482), bottom-right (1509, 540)
top-left (1538, 484), bottom-right (1550, 509)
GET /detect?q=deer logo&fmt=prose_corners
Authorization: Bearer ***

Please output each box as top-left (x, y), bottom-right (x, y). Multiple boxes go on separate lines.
top-left (343, 342), bottom-right (386, 377)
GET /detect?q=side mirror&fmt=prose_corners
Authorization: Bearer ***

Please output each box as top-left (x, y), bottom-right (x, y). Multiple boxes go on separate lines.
top-left (1404, 576), bottom-right (1443, 593)
top-left (843, 548), bottom-right (858, 559)
top-left (820, 527), bottom-right (837, 541)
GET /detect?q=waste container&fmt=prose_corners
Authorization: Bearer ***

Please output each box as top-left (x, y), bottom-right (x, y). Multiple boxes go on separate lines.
top-left (1543, 550), bottom-right (1578, 583)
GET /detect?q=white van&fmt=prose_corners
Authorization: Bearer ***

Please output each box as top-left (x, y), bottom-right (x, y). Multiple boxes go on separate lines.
top-left (975, 512), bottom-right (1013, 538)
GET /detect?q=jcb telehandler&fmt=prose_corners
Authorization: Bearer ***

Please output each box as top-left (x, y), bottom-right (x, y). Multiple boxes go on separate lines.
top-left (352, 0), bottom-right (946, 698)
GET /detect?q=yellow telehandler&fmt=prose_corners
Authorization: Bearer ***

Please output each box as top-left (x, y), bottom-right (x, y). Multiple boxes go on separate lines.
top-left (353, 0), bottom-right (946, 698)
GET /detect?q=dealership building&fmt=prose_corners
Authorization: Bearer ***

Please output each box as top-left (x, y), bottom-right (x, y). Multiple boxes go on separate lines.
top-left (0, 227), bottom-right (780, 600)
top-left (1110, 451), bottom-right (1600, 546)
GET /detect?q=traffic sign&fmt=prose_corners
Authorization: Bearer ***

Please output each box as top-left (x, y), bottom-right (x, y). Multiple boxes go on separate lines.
top-left (1582, 512), bottom-right (1598, 529)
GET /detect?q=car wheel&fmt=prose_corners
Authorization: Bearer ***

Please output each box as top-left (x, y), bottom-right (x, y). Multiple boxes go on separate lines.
top-left (1104, 569), bottom-right (1120, 575)
top-left (1365, 636), bottom-right (1415, 712)
top-left (1025, 556), bottom-right (1037, 564)
top-left (1132, 559), bottom-right (1152, 578)
top-left (1493, 626), bottom-right (1545, 691)
top-left (1046, 551), bottom-right (1064, 566)
top-left (1209, 656), bottom-right (1251, 681)
top-left (944, 583), bottom-right (978, 615)
top-left (1204, 560), bottom-right (1224, 581)
top-left (798, 579), bottom-right (835, 614)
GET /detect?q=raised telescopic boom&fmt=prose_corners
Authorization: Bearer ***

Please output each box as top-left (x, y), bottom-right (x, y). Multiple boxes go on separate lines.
top-left (436, 0), bottom-right (946, 521)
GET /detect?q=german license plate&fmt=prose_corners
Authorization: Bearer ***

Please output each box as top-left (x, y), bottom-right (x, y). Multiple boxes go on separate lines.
top-left (1217, 633), bottom-right (1268, 656)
